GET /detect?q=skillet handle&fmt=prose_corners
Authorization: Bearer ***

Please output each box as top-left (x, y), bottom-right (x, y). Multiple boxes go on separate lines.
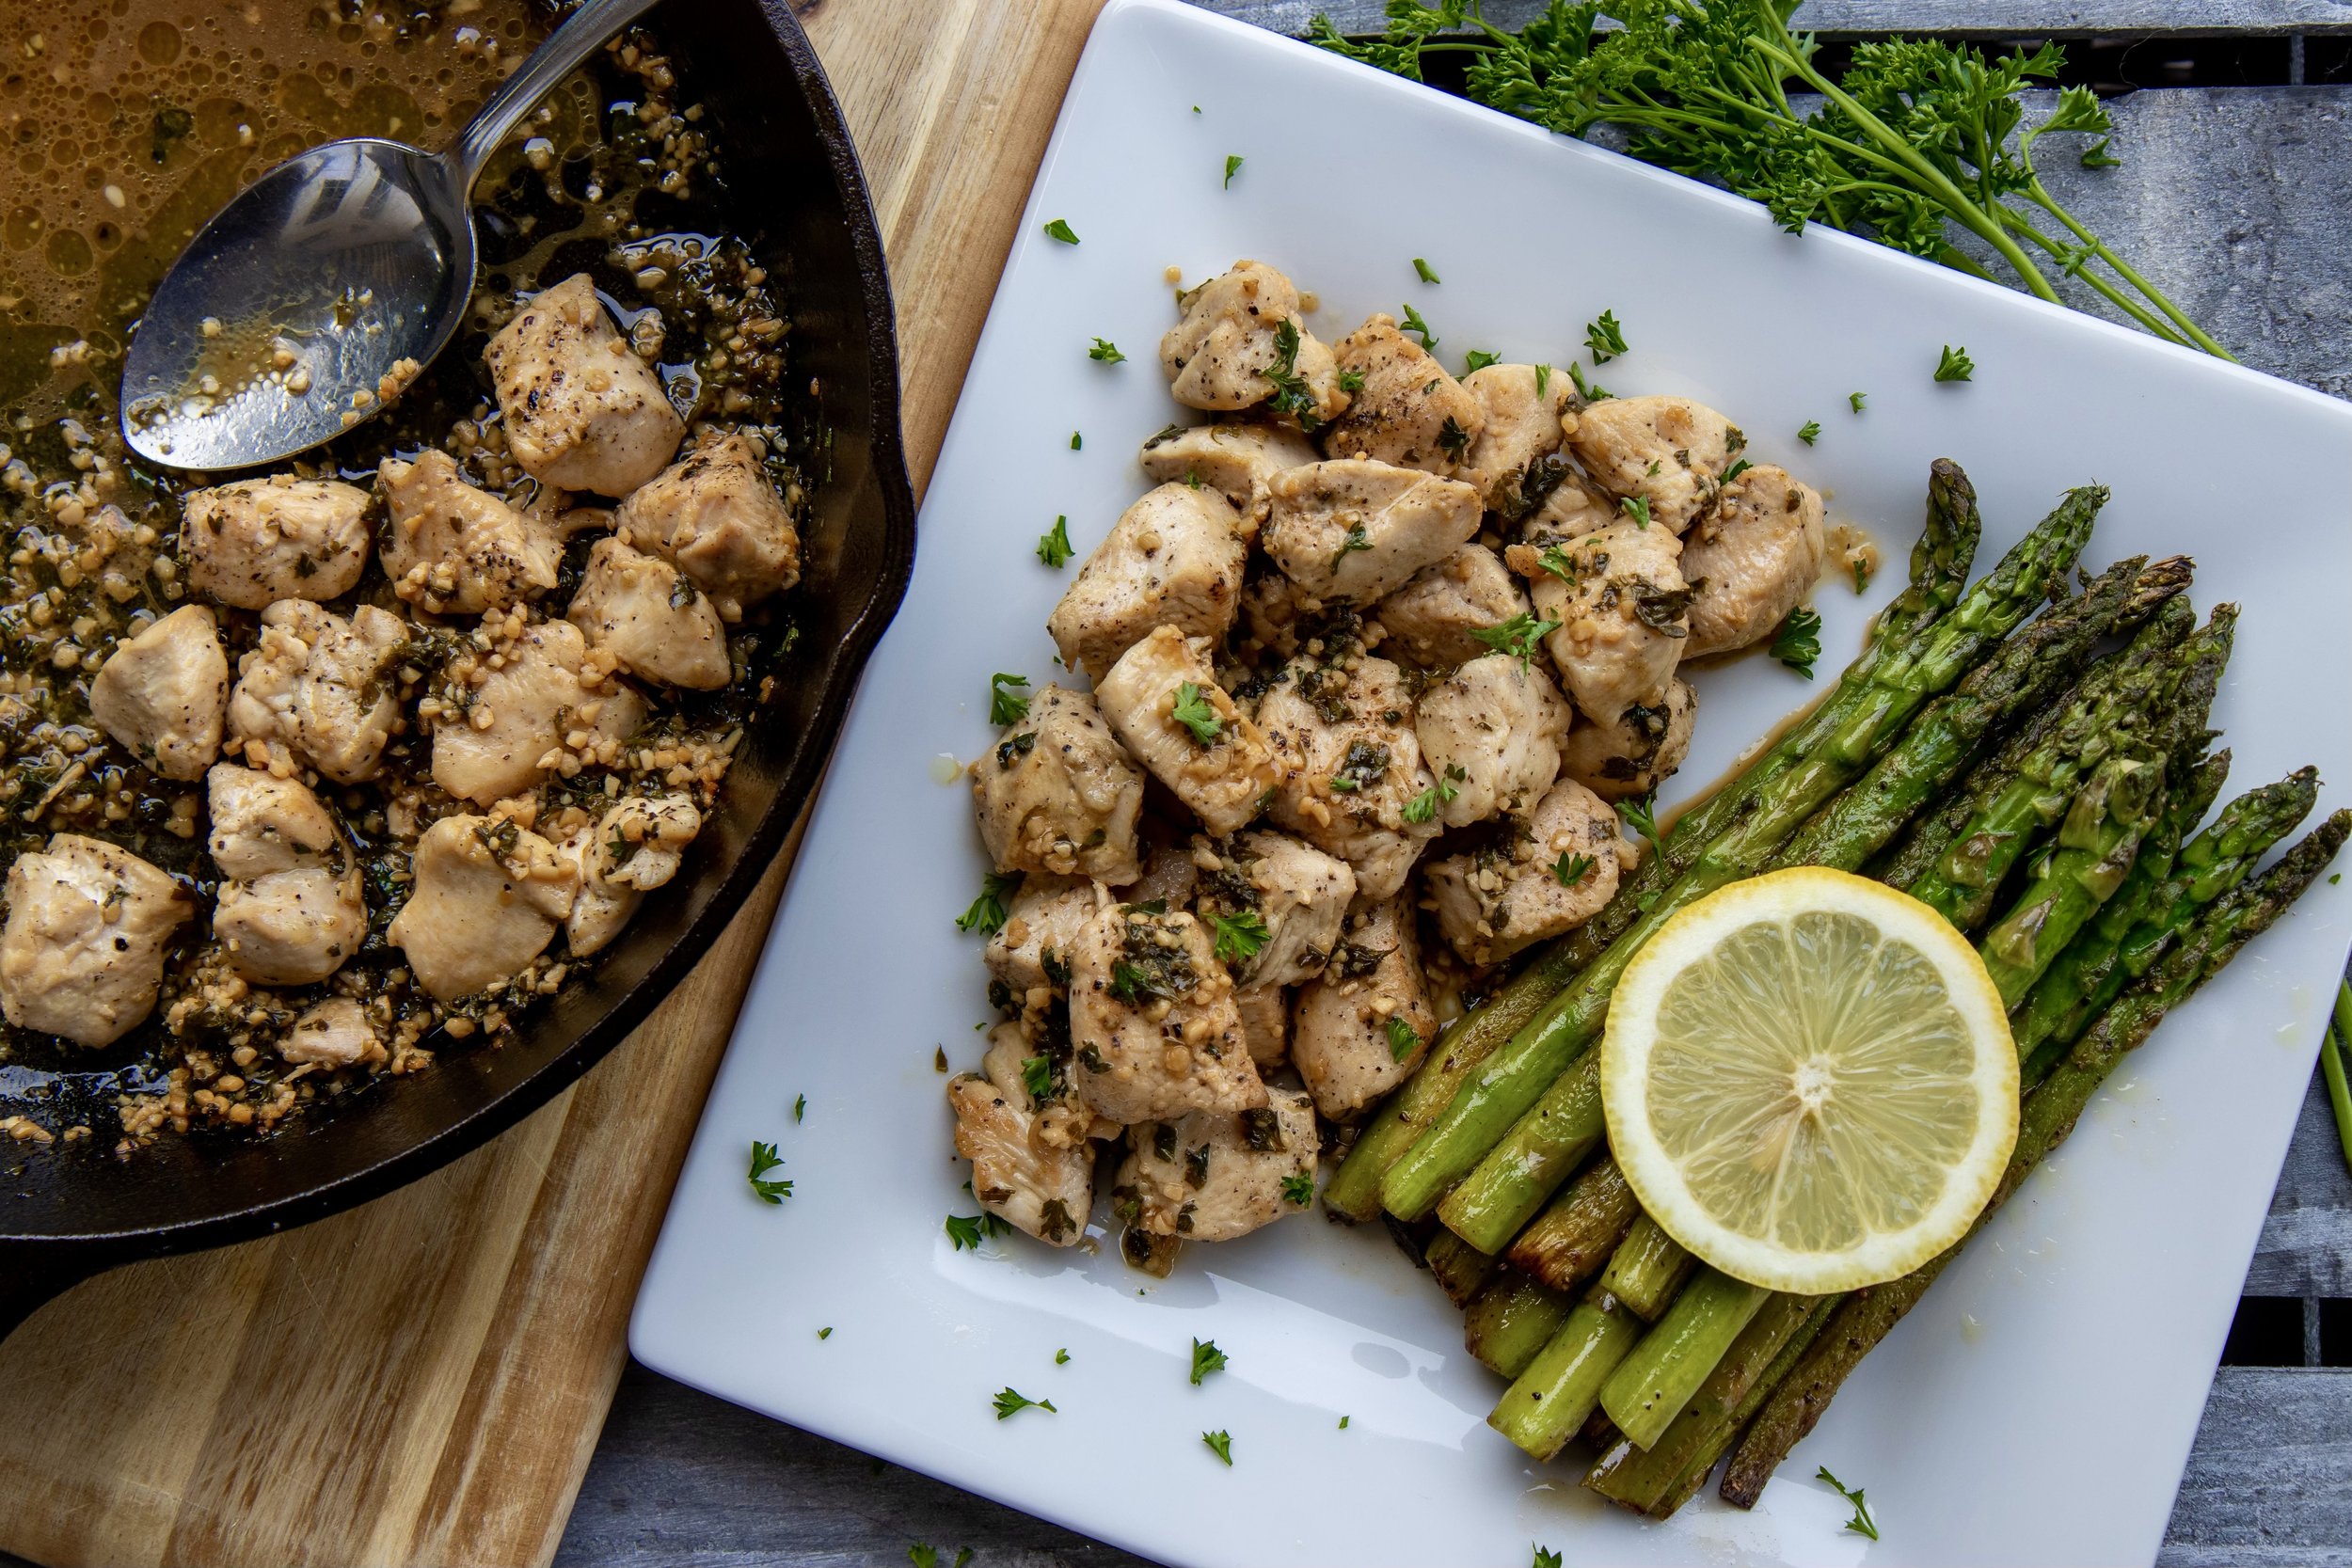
top-left (0, 1248), bottom-right (94, 1345)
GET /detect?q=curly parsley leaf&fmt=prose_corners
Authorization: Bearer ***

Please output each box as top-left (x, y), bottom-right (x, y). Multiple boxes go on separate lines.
top-left (1533, 1548), bottom-right (1564, 1568)
top-left (1816, 1466), bottom-right (1881, 1540)
top-left (1438, 414), bottom-right (1471, 461)
top-left (1722, 456), bottom-right (1753, 483)
top-left (1041, 217), bottom-right (1079, 245)
top-left (1412, 256), bottom-right (1441, 284)
top-left (954, 871), bottom-right (1019, 935)
top-left (1584, 309), bottom-right (1629, 363)
top-left (1619, 494), bottom-right (1654, 529)
top-left (1224, 153), bottom-right (1244, 188)
top-left (1535, 545), bottom-right (1579, 583)
top-left (1261, 317), bottom-right (1324, 430)
top-left (1281, 1172), bottom-right (1315, 1207)
top-left (1386, 1015), bottom-right (1422, 1063)
top-left (1463, 348), bottom-right (1501, 376)
top-left (989, 672), bottom-right (1033, 725)
top-left (1020, 1054), bottom-right (1054, 1101)
top-left (1470, 611), bottom-right (1562, 671)
top-left (1201, 1429), bottom-right (1233, 1465)
top-left (1852, 556), bottom-right (1874, 594)
top-left (1622, 791), bottom-right (1667, 863)
top-left (1552, 851), bottom-right (1595, 888)
top-left (1400, 301), bottom-right (1438, 352)
top-left (1088, 337), bottom-right (1126, 364)
top-left (1055, 1348), bottom-right (1071, 1365)
top-left (1190, 1337), bottom-right (1230, 1386)
top-left (1206, 908), bottom-right (1270, 965)
top-left (1534, 362), bottom-right (1552, 401)
top-left (1568, 363), bottom-right (1611, 402)
top-left (1850, 390), bottom-right (1868, 413)
top-left (948, 1212), bottom-right (1013, 1251)
top-left (1037, 514), bottom-right (1074, 568)
top-left (1935, 343), bottom-right (1975, 382)
top-left (1338, 367), bottom-right (1366, 393)
top-left (1771, 606), bottom-right (1824, 677)
top-left (1798, 419), bottom-right (1822, 445)
top-left (1403, 765), bottom-right (1463, 824)
top-left (747, 1140), bottom-right (793, 1203)
top-left (993, 1386), bottom-right (1057, 1419)
top-left (2080, 135), bottom-right (2122, 168)
top-left (1171, 681), bottom-right (1225, 746)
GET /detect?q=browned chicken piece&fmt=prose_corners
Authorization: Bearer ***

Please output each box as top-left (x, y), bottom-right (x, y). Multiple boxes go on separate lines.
top-left (87, 604), bottom-right (228, 782)
top-left (280, 996), bottom-right (382, 1069)
top-left (1093, 626), bottom-right (1278, 837)
top-left (949, 1024), bottom-right (1098, 1246)
top-left (1517, 518), bottom-right (1690, 727)
top-left (225, 599), bottom-right (407, 784)
top-left (1067, 901), bottom-right (1263, 1125)
top-left (1262, 459), bottom-right (1481, 602)
top-left (1137, 421), bottom-right (1321, 531)
top-left (1113, 1084), bottom-right (1315, 1243)
top-left (1424, 777), bottom-right (1624, 966)
top-left (1374, 545), bottom-right (1531, 670)
top-left (1234, 983), bottom-right (1289, 1067)
top-left (1290, 897), bottom-right (1438, 1119)
top-left (207, 764), bottom-right (365, 987)
top-left (972, 685), bottom-right (1145, 884)
top-left (1456, 364), bottom-right (1578, 512)
top-left (388, 814), bottom-right (580, 1003)
top-left (1680, 464), bottom-right (1828, 657)
top-left (1559, 677), bottom-right (1696, 802)
top-left (0, 833), bottom-right (193, 1048)
top-left (566, 537), bottom-right (732, 689)
top-left (1322, 313), bottom-right (1485, 477)
top-left (559, 794), bottom-right (702, 957)
top-left (1414, 653), bottom-right (1575, 829)
top-left (1518, 471), bottom-right (1620, 545)
top-left (1255, 653), bottom-right (1440, 901)
top-left (1192, 828), bottom-right (1356, 990)
top-left (985, 873), bottom-right (1100, 1003)
top-left (1565, 394), bottom-right (1740, 533)
top-left (183, 476), bottom-right (373, 608)
top-left (1046, 483), bottom-right (1249, 678)
top-left (431, 618), bottom-right (625, 806)
top-left (1159, 260), bottom-right (1347, 426)
top-left (485, 272), bottom-right (684, 497)
top-left (378, 449), bottom-right (563, 614)
top-left (614, 432), bottom-right (802, 622)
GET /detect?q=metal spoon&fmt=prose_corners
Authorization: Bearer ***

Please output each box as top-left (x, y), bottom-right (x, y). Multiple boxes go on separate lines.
top-left (119, 0), bottom-right (664, 472)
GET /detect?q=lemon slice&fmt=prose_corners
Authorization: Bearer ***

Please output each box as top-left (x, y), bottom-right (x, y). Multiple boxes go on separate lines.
top-left (1600, 867), bottom-right (2018, 1293)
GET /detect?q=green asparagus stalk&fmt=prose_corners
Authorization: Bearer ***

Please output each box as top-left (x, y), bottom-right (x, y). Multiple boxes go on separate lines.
top-left (1598, 1268), bottom-right (1772, 1449)
top-left (1463, 1269), bottom-right (1576, 1379)
top-left (2323, 974), bottom-right (2352, 1178)
top-left (1979, 750), bottom-right (2168, 1005)
top-left (1599, 1212), bottom-right (1696, 1320)
top-left (1489, 1296), bottom-right (1644, 1460)
top-left (1646, 1299), bottom-right (1838, 1517)
top-left (1426, 1227), bottom-right (1500, 1307)
top-left (1719, 809), bottom-right (2352, 1509)
top-left (1381, 492), bottom-right (2101, 1223)
top-left (1506, 1156), bottom-right (1643, 1292)
top-left (1438, 1039), bottom-right (1605, 1252)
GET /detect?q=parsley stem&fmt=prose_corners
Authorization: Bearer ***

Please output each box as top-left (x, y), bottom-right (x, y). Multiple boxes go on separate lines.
top-left (1995, 207), bottom-right (2192, 347)
top-left (2020, 180), bottom-right (2235, 359)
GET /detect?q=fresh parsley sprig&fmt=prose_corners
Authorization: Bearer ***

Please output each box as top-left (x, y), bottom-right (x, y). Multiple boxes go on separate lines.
top-left (1037, 515), bottom-right (1074, 568)
top-left (1261, 318), bottom-right (1325, 430)
top-left (1171, 681), bottom-right (1224, 746)
top-left (1088, 337), bottom-right (1125, 364)
top-left (1935, 342), bottom-right (1976, 381)
top-left (1816, 1465), bottom-right (1881, 1540)
top-left (1189, 1338), bottom-right (1229, 1386)
top-left (1584, 308), bottom-right (1628, 363)
top-left (1201, 1429), bottom-right (1233, 1465)
top-left (1551, 851), bottom-right (1595, 888)
top-left (1622, 791), bottom-right (1667, 863)
top-left (747, 1140), bottom-right (793, 1203)
top-left (1281, 1172), bottom-right (1315, 1207)
top-left (989, 672), bottom-right (1032, 724)
top-left (955, 871), bottom-right (1020, 936)
top-left (1470, 611), bottom-right (1561, 671)
top-left (947, 1212), bottom-right (1013, 1251)
top-left (1386, 1016), bottom-right (1422, 1063)
top-left (1400, 301), bottom-right (1438, 351)
top-left (1771, 606), bottom-right (1823, 677)
top-left (993, 1386), bottom-right (1057, 1419)
top-left (1041, 217), bottom-right (1079, 245)
top-left (1205, 908), bottom-right (1269, 964)
top-left (1797, 419), bottom-right (1821, 445)
top-left (1224, 153), bottom-right (1245, 187)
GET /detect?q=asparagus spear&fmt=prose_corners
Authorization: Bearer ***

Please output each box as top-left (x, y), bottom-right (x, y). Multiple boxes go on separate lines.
top-left (1463, 1269), bottom-right (1577, 1379)
top-left (1599, 1212), bottom-right (1696, 1320)
top-left (1438, 1036), bottom-right (1605, 1251)
top-left (1719, 809), bottom-right (2352, 1509)
top-left (2323, 973), bottom-right (2352, 1178)
top-left (1599, 1267), bottom-right (1772, 1448)
top-left (1507, 1156), bottom-right (1643, 1292)
top-left (1426, 1227), bottom-right (1500, 1307)
top-left (1979, 750), bottom-right (2169, 1005)
top-left (1324, 464), bottom-right (1983, 1220)
top-left (1489, 1295), bottom-right (1644, 1460)
top-left (1380, 493), bottom-right (2100, 1224)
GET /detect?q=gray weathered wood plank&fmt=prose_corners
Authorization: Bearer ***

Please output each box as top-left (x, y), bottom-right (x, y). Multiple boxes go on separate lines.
top-left (2160, 1369), bottom-right (2352, 1566)
top-left (1201, 0), bottom-right (2352, 38)
top-left (2249, 1069), bottom-right (2352, 1298)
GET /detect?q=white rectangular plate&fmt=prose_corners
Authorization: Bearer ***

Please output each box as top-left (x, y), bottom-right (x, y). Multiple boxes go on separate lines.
top-left (633, 5), bottom-right (2352, 1563)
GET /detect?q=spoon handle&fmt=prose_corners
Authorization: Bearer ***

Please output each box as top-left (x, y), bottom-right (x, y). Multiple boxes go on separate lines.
top-left (445, 0), bottom-right (670, 191)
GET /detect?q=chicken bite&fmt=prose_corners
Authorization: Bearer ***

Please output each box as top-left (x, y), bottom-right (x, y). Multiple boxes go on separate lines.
top-left (1290, 897), bottom-right (1438, 1120)
top-left (1046, 483), bottom-right (1248, 678)
top-left (1413, 653), bottom-right (1575, 829)
top-left (431, 618), bottom-right (625, 807)
top-left (183, 476), bottom-right (373, 609)
top-left (225, 599), bottom-right (407, 784)
top-left (1513, 519), bottom-right (1690, 726)
top-left (1519, 471), bottom-right (1620, 544)
top-left (566, 537), bottom-right (731, 689)
top-left (280, 996), bottom-right (382, 1069)
top-left (1137, 420), bottom-right (1320, 529)
top-left (1679, 463), bottom-right (1827, 657)
top-left (613, 432), bottom-right (802, 622)
top-left (1159, 260), bottom-right (1346, 426)
top-left (1067, 901), bottom-right (1263, 1125)
top-left (1234, 983), bottom-right (1289, 1068)
top-left (1565, 394), bottom-right (1740, 533)
top-left (1193, 828), bottom-right (1356, 990)
top-left (949, 1026), bottom-right (1097, 1246)
top-left (1375, 545), bottom-right (1531, 670)
top-left (1261, 459), bottom-right (1481, 602)
top-left (387, 814), bottom-right (580, 1003)
top-left (1424, 777), bottom-right (1623, 966)
top-left (1322, 313), bottom-right (1485, 477)
top-left (1560, 678), bottom-right (1696, 803)
top-left (1113, 1083), bottom-right (1315, 1243)
top-left (985, 873), bottom-right (1099, 1004)
top-left (1254, 653), bottom-right (1440, 901)
top-left (558, 794), bottom-right (701, 957)
top-left (972, 685), bottom-right (1145, 884)
top-left (0, 834), bottom-right (193, 1048)
top-left (1093, 626), bottom-right (1278, 837)
top-left (206, 764), bottom-right (365, 986)
top-left (378, 449), bottom-right (562, 614)
top-left (486, 272), bottom-right (684, 496)
top-left (88, 604), bottom-right (228, 781)
top-left (1456, 363), bottom-right (1577, 512)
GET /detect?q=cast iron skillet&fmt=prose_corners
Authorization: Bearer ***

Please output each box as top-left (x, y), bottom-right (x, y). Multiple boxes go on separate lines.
top-left (0, 0), bottom-right (915, 1339)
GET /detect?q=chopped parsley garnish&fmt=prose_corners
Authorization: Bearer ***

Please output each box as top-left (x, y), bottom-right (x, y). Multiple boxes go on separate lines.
top-left (1171, 681), bottom-right (1224, 746)
top-left (1327, 739), bottom-right (1391, 794)
top-left (1533, 1548), bottom-right (1564, 1568)
top-left (1042, 217), bottom-right (1079, 245)
top-left (747, 1140), bottom-right (793, 1203)
top-left (1338, 1415), bottom-right (1351, 1429)
top-left (1412, 256), bottom-right (1441, 284)
top-left (1282, 1173), bottom-right (1315, 1207)
top-left (934, 1046), bottom-right (949, 1072)
top-left (1584, 309), bottom-right (1629, 363)
top-left (1020, 1054), bottom-right (1054, 1101)
top-left (1332, 522), bottom-right (1373, 566)
top-left (793, 1094), bottom-right (806, 1123)
top-left (1798, 419), bottom-right (1822, 445)
top-left (1224, 153), bottom-right (1244, 187)
top-left (1568, 363), bottom-right (1610, 402)
top-left (1470, 611), bottom-right (1561, 671)
top-left (993, 1386), bottom-right (1057, 1419)
top-left (1816, 1465), bottom-right (1881, 1540)
top-left (818, 1326), bottom-right (833, 1338)
top-left (1403, 764), bottom-right (1465, 824)
top-left (1721, 457), bottom-right (1753, 483)
top-left (955, 871), bottom-right (1020, 936)
top-left (1189, 1338), bottom-right (1230, 1385)
top-left (1853, 557), bottom-right (1874, 594)
top-left (1552, 851), bottom-right (1596, 888)
top-left (1070, 431), bottom-right (1082, 451)
top-left (1437, 415), bottom-right (1471, 461)
top-left (1261, 317), bottom-right (1324, 429)
top-left (989, 671), bottom-right (1033, 724)
top-left (1463, 348), bottom-right (1500, 375)
top-left (1201, 1429), bottom-right (1233, 1465)
top-left (1771, 606), bottom-right (1823, 677)
top-left (1534, 545), bottom-right (1578, 583)
top-left (1935, 343), bottom-right (1975, 382)
top-left (1622, 791), bottom-right (1667, 863)
top-left (1619, 494), bottom-right (1654, 529)
top-left (1205, 908), bottom-right (1270, 964)
top-left (947, 1212), bottom-right (1012, 1250)
top-left (1400, 301), bottom-right (1438, 352)
top-left (1849, 390), bottom-right (1868, 413)
top-left (1056, 1348), bottom-right (1071, 1365)
top-left (1337, 367), bottom-right (1366, 392)
top-left (1534, 363), bottom-right (1552, 400)
top-left (1037, 514), bottom-right (1074, 567)
top-left (1088, 337), bottom-right (1126, 363)
top-left (1386, 1016), bottom-right (1422, 1063)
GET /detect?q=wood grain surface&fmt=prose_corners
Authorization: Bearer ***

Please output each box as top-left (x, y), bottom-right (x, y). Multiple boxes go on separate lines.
top-left (0, 1), bottom-right (1102, 1563)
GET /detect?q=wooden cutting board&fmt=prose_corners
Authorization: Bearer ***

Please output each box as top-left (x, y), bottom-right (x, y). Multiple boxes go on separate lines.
top-left (0, 2), bottom-right (1104, 1562)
